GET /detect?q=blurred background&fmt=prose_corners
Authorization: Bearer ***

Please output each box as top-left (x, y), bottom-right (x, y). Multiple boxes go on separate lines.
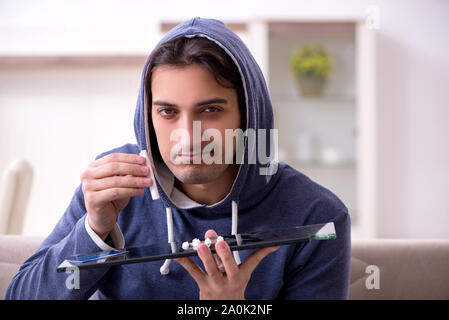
top-left (0, 0), bottom-right (448, 239)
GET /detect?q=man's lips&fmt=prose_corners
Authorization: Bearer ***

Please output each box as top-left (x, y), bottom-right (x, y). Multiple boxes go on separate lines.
top-left (176, 151), bottom-right (216, 161)
top-left (178, 153), bottom-right (201, 157)
top-left (177, 153), bottom-right (202, 162)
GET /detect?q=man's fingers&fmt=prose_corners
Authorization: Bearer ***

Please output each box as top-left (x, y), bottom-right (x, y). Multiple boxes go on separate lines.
top-left (213, 254), bottom-right (225, 273)
top-left (205, 229), bottom-right (218, 239)
top-left (174, 257), bottom-right (205, 285)
top-left (240, 246), bottom-right (279, 275)
top-left (90, 153), bottom-right (146, 168)
top-left (88, 187), bottom-right (145, 205)
top-left (84, 175), bottom-right (152, 191)
top-left (197, 244), bottom-right (221, 280)
top-left (86, 162), bottom-right (150, 180)
top-left (84, 153), bottom-right (156, 178)
top-left (215, 240), bottom-right (239, 279)
top-left (203, 230), bottom-right (225, 273)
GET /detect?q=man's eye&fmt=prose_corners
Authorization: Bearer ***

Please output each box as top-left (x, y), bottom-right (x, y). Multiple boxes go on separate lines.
top-left (158, 108), bottom-right (177, 116)
top-left (202, 106), bottom-right (222, 113)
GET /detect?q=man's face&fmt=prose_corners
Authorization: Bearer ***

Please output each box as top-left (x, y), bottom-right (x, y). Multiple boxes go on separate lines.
top-left (151, 63), bottom-right (241, 184)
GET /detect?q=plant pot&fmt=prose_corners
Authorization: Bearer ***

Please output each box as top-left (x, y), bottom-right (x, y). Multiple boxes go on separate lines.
top-left (296, 75), bottom-right (327, 97)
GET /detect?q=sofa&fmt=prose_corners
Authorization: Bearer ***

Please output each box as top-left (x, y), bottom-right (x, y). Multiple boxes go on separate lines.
top-left (1, 235), bottom-right (448, 299)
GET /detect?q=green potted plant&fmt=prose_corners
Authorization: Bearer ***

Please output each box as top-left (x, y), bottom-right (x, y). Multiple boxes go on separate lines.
top-left (289, 44), bottom-right (333, 97)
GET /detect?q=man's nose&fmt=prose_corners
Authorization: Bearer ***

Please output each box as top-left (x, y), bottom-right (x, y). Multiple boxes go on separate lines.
top-left (179, 113), bottom-right (201, 149)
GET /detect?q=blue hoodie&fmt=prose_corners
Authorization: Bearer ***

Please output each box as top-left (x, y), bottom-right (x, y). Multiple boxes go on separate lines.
top-left (5, 17), bottom-right (351, 300)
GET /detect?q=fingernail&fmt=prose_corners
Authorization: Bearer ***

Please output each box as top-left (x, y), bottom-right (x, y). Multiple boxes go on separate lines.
top-left (216, 242), bottom-right (225, 252)
top-left (141, 166), bottom-right (149, 173)
top-left (137, 156), bottom-right (146, 163)
top-left (198, 244), bottom-right (207, 255)
top-left (143, 178), bottom-right (152, 185)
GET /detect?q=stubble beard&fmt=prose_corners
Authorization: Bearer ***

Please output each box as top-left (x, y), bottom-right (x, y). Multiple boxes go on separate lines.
top-left (168, 162), bottom-right (232, 185)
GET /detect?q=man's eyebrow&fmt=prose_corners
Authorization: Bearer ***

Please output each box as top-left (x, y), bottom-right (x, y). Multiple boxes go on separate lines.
top-left (152, 98), bottom-right (228, 107)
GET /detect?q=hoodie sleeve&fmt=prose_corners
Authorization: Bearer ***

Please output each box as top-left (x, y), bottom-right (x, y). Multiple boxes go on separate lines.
top-left (4, 184), bottom-right (112, 300)
top-left (279, 209), bottom-right (352, 300)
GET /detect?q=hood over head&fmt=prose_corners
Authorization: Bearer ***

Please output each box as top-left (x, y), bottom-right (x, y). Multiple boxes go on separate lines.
top-left (134, 17), bottom-right (278, 215)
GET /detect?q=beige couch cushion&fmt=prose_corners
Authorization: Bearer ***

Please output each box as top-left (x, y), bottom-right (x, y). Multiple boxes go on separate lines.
top-left (349, 239), bottom-right (449, 299)
top-left (0, 235), bottom-right (44, 299)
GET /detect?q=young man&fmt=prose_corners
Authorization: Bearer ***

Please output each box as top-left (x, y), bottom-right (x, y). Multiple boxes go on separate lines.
top-left (5, 17), bottom-right (350, 300)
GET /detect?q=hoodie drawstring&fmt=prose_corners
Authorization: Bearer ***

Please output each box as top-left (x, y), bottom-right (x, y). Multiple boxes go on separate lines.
top-left (231, 200), bottom-right (241, 265)
top-left (160, 207), bottom-right (174, 275)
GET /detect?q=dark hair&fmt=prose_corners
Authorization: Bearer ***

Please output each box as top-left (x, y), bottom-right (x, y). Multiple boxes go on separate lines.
top-left (144, 36), bottom-right (247, 161)
top-left (145, 37), bottom-right (246, 119)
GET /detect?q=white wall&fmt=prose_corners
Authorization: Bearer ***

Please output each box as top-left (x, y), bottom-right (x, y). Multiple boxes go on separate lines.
top-left (0, 66), bottom-right (140, 235)
top-left (374, 0), bottom-right (449, 238)
top-left (1, 0), bottom-right (448, 238)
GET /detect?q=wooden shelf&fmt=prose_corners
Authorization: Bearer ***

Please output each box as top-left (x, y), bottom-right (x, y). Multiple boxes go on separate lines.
top-left (0, 55), bottom-right (148, 68)
top-left (271, 94), bottom-right (356, 106)
top-left (268, 21), bottom-right (356, 37)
